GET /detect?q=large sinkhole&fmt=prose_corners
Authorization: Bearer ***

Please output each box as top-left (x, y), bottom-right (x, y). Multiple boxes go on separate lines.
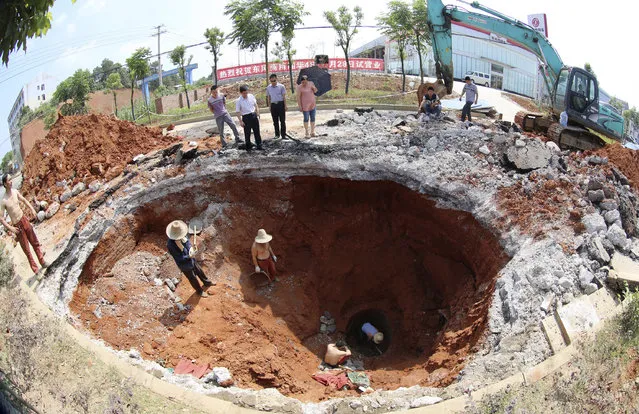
top-left (70, 175), bottom-right (507, 400)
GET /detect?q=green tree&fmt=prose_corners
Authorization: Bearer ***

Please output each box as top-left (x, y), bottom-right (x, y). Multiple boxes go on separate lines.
top-left (225, 0), bottom-right (306, 84)
top-left (169, 45), bottom-right (193, 109)
top-left (584, 62), bottom-right (596, 78)
top-left (53, 69), bottom-right (93, 115)
top-left (623, 107), bottom-right (639, 134)
top-left (92, 58), bottom-right (125, 90)
top-left (204, 27), bottom-right (225, 85)
top-left (324, 5), bottom-right (363, 94)
top-left (125, 47), bottom-right (151, 120)
top-left (17, 106), bottom-right (35, 129)
top-left (378, 1), bottom-right (412, 92)
top-left (105, 72), bottom-right (123, 117)
top-left (278, 5), bottom-right (305, 93)
top-left (0, 0), bottom-right (77, 65)
top-left (609, 96), bottom-right (624, 113)
top-left (410, 0), bottom-right (430, 84)
top-left (1, 152), bottom-right (14, 174)
top-left (272, 32), bottom-right (297, 93)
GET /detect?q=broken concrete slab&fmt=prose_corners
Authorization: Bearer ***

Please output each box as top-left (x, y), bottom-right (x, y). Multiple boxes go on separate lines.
top-left (609, 252), bottom-right (639, 289)
top-left (541, 313), bottom-right (567, 354)
top-left (506, 138), bottom-right (552, 170)
top-left (555, 296), bottom-right (600, 345)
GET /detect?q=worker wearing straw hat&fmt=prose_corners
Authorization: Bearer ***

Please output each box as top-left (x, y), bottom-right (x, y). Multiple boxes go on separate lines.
top-left (251, 229), bottom-right (278, 277)
top-left (166, 220), bottom-right (213, 297)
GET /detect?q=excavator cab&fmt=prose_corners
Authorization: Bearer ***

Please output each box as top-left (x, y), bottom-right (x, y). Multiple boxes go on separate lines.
top-left (552, 67), bottom-right (623, 141)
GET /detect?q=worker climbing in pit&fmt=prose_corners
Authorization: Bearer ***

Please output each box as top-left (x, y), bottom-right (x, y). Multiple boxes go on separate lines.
top-left (252, 229), bottom-right (278, 279)
top-left (361, 322), bottom-right (384, 346)
top-left (166, 220), bottom-right (214, 297)
top-left (324, 340), bottom-right (352, 367)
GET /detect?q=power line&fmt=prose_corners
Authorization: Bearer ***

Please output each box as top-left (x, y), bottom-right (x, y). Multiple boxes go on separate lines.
top-left (0, 27), bottom-right (151, 76)
top-left (0, 32), bottom-right (151, 83)
top-left (0, 34), bottom-right (152, 86)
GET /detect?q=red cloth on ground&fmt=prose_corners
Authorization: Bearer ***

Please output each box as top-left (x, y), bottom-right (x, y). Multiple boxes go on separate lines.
top-left (312, 372), bottom-right (350, 389)
top-left (174, 359), bottom-right (209, 378)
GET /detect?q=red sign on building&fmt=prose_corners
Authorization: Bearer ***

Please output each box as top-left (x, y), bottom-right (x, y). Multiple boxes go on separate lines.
top-left (217, 58), bottom-right (384, 81)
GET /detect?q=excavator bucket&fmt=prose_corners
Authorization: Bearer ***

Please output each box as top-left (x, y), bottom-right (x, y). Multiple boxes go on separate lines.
top-left (417, 81), bottom-right (449, 105)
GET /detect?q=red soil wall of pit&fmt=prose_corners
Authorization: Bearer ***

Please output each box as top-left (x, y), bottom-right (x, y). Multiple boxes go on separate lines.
top-left (70, 176), bottom-right (507, 401)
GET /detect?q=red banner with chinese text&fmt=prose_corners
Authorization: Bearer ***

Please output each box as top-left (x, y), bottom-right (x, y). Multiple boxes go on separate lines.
top-left (216, 58), bottom-right (384, 81)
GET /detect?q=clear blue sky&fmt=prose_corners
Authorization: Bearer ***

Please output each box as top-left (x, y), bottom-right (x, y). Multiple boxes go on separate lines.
top-left (0, 0), bottom-right (636, 157)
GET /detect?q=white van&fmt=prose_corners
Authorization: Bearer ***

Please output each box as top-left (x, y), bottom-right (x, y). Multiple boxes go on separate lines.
top-left (465, 71), bottom-right (491, 87)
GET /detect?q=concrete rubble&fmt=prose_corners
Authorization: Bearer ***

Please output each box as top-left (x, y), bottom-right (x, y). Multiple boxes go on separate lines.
top-left (31, 108), bottom-right (639, 413)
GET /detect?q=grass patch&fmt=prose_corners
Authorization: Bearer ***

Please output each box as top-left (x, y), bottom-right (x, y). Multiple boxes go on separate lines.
top-left (471, 292), bottom-right (639, 414)
top-left (0, 286), bottom-right (205, 413)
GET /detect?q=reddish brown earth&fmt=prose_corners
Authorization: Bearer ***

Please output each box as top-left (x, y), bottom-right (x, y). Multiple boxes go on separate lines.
top-left (70, 176), bottom-right (507, 401)
top-left (21, 114), bottom-right (178, 203)
top-left (497, 174), bottom-right (584, 240)
top-left (596, 144), bottom-right (639, 191)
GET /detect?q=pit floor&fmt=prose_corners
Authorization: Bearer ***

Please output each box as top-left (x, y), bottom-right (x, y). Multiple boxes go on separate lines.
top-left (69, 176), bottom-right (506, 402)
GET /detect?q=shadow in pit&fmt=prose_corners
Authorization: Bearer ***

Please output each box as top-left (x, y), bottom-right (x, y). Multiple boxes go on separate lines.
top-left (158, 292), bottom-right (201, 329)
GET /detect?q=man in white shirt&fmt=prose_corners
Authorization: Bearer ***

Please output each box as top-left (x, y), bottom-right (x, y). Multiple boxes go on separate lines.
top-left (266, 74), bottom-right (287, 139)
top-left (235, 85), bottom-right (262, 151)
top-left (0, 174), bottom-right (48, 274)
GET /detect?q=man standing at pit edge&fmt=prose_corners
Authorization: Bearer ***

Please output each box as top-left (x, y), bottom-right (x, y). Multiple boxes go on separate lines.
top-left (459, 76), bottom-right (478, 123)
top-left (208, 85), bottom-right (241, 148)
top-left (236, 85), bottom-right (263, 151)
top-left (266, 74), bottom-right (287, 140)
top-left (0, 174), bottom-right (48, 274)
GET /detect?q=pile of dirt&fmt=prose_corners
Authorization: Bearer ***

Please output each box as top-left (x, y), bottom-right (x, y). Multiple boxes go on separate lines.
top-left (596, 143), bottom-right (639, 190)
top-left (70, 176), bottom-right (507, 401)
top-left (21, 114), bottom-right (178, 202)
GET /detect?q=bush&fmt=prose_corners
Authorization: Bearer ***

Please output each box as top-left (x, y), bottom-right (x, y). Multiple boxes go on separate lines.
top-left (0, 241), bottom-right (14, 288)
top-left (620, 288), bottom-right (639, 344)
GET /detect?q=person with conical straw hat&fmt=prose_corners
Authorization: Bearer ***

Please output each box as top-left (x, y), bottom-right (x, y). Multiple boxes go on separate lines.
top-left (166, 220), bottom-right (213, 297)
top-left (251, 229), bottom-right (278, 278)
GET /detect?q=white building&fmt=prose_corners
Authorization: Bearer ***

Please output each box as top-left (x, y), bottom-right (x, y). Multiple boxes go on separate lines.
top-left (351, 22), bottom-right (542, 99)
top-left (7, 73), bottom-right (58, 166)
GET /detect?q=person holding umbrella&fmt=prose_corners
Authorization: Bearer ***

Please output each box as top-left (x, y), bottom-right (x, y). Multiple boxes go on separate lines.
top-left (296, 75), bottom-right (318, 138)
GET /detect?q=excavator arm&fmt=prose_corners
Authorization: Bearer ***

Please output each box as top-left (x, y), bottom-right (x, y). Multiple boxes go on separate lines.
top-left (427, 0), bottom-right (564, 96)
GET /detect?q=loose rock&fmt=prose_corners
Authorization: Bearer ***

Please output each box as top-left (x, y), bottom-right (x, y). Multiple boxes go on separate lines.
top-left (582, 213), bottom-right (607, 234)
top-left (587, 190), bottom-right (605, 203)
top-left (603, 209), bottom-right (621, 224)
top-left (607, 224), bottom-right (629, 248)
top-left (506, 138), bottom-right (552, 170)
top-left (45, 202), bottom-right (60, 218)
top-left (72, 182), bottom-right (86, 196)
top-left (60, 190), bottom-right (73, 203)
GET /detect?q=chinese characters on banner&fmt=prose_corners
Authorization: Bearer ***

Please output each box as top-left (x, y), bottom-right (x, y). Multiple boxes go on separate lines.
top-left (217, 58), bottom-right (384, 81)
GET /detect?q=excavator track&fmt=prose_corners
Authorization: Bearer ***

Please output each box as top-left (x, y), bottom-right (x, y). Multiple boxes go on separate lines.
top-left (548, 122), bottom-right (605, 151)
top-left (515, 111), bottom-right (553, 133)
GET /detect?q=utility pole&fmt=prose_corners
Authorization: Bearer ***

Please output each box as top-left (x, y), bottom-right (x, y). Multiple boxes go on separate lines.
top-left (152, 25), bottom-right (167, 85)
